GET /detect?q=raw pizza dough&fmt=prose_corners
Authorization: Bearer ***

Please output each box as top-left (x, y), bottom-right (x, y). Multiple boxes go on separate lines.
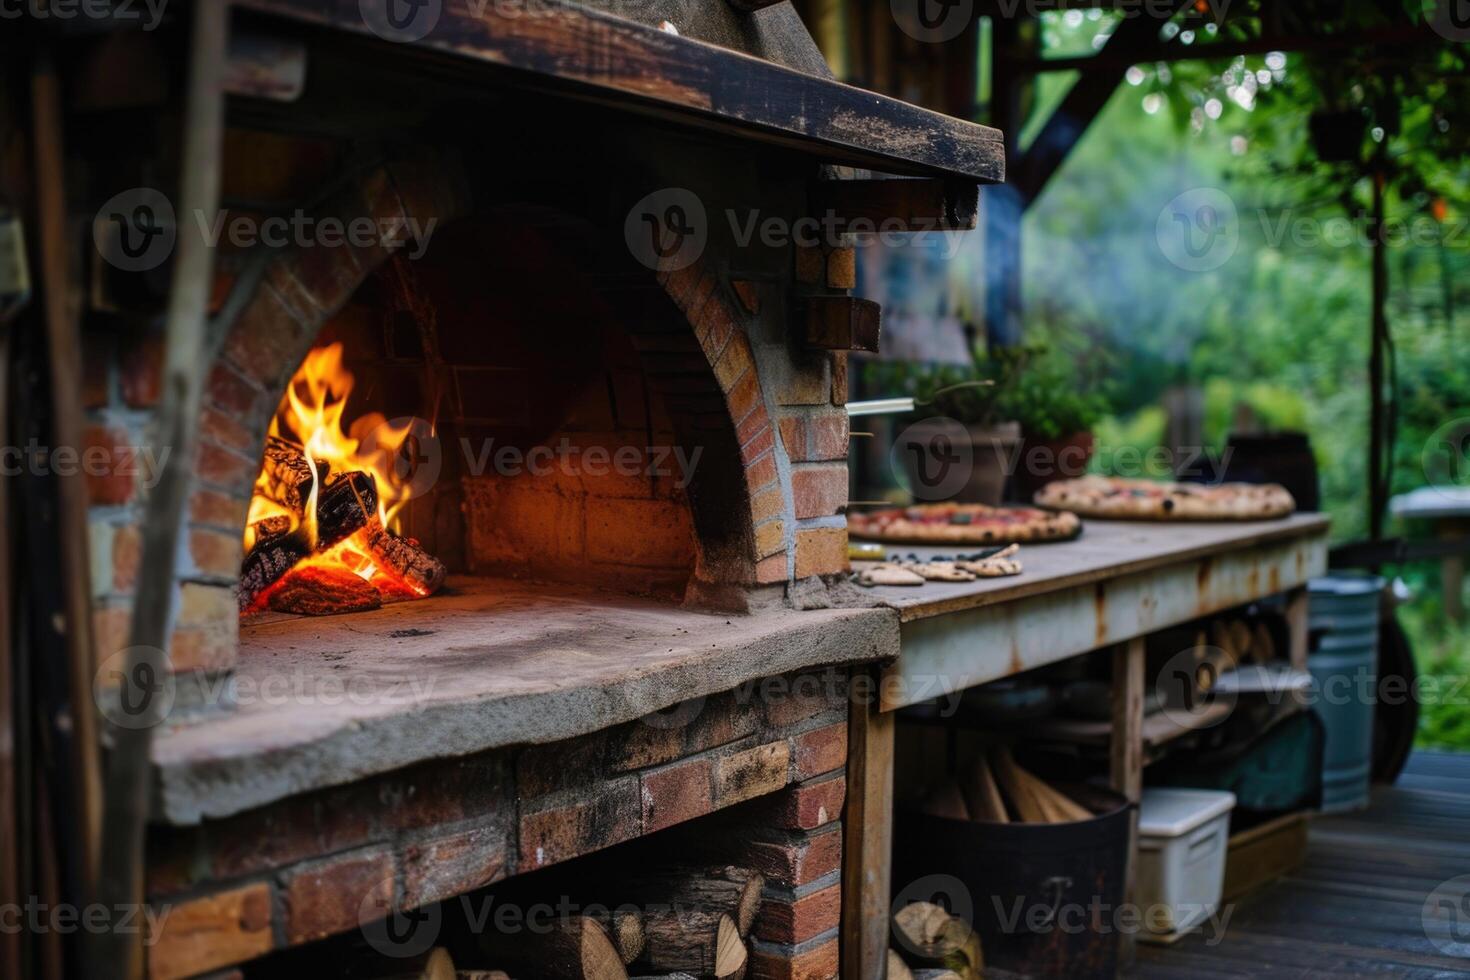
top-left (849, 503), bottom-right (1080, 544)
top-left (1034, 475), bottom-right (1295, 521)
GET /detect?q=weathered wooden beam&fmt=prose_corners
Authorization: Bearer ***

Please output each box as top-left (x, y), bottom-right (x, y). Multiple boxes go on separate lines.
top-left (1013, 0), bottom-right (1191, 205)
top-left (809, 178), bottom-right (979, 232)
top-left (234, 0), bottom-right (1005, 182)
top-left (806, 296), bottom-right (880, 353)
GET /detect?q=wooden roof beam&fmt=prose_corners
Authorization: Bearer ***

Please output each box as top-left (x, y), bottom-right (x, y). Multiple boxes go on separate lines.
top-left (1012, 0), bottom-right (1192, 206)
top-left (233, 0), bottom-right (1006, 183)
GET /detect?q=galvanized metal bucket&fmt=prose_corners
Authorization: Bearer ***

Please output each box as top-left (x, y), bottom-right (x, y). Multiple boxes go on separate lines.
top-left (1307, 573), bottom-right (1384, 813)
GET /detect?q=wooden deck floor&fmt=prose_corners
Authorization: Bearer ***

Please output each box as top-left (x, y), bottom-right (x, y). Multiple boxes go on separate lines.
top-left (1136, 751), bottom-right (1470, 979)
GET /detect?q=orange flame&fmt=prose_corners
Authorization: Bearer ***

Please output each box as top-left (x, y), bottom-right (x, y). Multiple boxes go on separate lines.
top-left (243, 342), bottom-right (429, 606)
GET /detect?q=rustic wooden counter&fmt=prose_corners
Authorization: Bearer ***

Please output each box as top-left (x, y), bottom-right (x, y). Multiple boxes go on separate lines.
top-left (842, 514), bottom-right (1331, 979)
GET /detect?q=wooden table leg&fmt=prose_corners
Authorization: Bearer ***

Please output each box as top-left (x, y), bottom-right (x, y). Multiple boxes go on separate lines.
top-left (1110, 638), bottom-right (1145, 969)
top-left (1441, 518), bottom-right (1466, 624)
top-left (843, 671), bottom-right (895, 980)
top-left (1285, 587), bottom-right (1311, 671)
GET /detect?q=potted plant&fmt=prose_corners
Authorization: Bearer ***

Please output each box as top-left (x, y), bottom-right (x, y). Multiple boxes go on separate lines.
top-left (999, 348), bottom-right (1109, 501)
top-left (880, 347), bottom-right (1029, 506)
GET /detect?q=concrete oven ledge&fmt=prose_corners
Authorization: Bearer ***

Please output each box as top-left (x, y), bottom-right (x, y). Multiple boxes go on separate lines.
top-left (149, 576), bottom-right (899, 825)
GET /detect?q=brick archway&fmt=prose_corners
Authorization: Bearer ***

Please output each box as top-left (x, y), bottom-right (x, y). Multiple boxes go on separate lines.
top-left (152, 151), bottom-right (833, 696)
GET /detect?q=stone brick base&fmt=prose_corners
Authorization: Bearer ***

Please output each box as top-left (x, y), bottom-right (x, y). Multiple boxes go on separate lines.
top-left (145, 670), bottom-right (850, 980)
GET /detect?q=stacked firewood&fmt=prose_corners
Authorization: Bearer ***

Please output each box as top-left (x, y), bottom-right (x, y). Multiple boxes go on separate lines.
top-left (238, 435), bottom-right (446, 613)
top-left (471, 863), bottom-right (764, 980)
top-left (1146, 616), bottom-right (1280, 711)
top-left (358, 947), bottom-right (501, 979)
top-left (920, 747), bottom-right (1093, 825)
top-left (888, 902), bottom-right (984, 980)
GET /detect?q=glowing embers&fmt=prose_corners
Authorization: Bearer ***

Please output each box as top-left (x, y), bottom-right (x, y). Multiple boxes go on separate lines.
top-left (239, 343), bottom-right (445, 615)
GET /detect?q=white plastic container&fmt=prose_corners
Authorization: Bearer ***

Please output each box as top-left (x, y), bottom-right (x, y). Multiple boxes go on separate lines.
top-left (1136, 788), bottom-right (1236, 944)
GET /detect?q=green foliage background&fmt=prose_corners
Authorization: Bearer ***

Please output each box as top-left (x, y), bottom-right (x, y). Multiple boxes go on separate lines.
top-left (1023, 9), bottom-right (1470, 747)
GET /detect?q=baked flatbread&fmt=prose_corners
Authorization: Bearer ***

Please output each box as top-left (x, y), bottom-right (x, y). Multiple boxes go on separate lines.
top-left (849, 503), bottom-right (1080, 544)
top-left (1035, 476), bottom-right (1295, 521)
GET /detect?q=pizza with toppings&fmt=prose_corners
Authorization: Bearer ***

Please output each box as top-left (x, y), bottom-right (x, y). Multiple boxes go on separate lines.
top-left (848, 503), bottom-right (1081, 544)
top-left (1034, 475), bottom-right (1296, 521)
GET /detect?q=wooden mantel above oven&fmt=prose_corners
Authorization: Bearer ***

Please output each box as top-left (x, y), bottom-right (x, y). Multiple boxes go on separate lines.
top-left (232, 0), bottom-right (1006, 183)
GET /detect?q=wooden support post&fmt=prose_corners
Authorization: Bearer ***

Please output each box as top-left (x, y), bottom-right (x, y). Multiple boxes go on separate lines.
top-left (32, 49), bottom-right (104, 909)
top-left (1285, 587), bottom-right (1311, 671)
top-left (843, 672), bottom-right (894, 980)
top-left (1440, 518), bottom-right (1466, 624)
top-left (983, 15), bottom-right (1033, 348)
top-left (1369, 170), bottom-right (1388, 542)
top-left (94, 6), bottom-right (228, 979)
top-left (0, 326), bottom-right (16, 980)
top-left (1111, 638), bottom-right (1145, 967)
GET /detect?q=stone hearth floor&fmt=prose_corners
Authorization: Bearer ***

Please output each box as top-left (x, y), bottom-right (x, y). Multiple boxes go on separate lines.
top-left (150, 575), bottom-right (898, 824)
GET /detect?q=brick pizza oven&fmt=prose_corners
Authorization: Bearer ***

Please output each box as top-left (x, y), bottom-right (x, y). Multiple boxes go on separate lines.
top-left (56, 2), bottom-right (1002, 978)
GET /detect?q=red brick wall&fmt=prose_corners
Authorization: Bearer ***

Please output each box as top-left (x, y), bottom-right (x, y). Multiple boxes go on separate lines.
top-left (86, 151), bottom-right (465, 709)
top-left (144, 669), bottom-right (850, 980)
top-left (84, 143), bottom-right (857, 709)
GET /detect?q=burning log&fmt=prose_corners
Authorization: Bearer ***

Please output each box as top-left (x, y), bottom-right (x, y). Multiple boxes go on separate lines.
top-left (364, 518), bottom-right (447, 596)
top-left (238, 512), bottom-right (306, 611)
top-left (259, 435), bottom-right (324, 511)
top-left (267, 565), bottom-right (382, 616)
top-left (251, 514), bottom-right (293, 542)
top-left (477, 914), bottom-right (628, 980)
top-left (317, 470), bottom-right (378, 547)
top-left (238, 536), bottom-right (306, 611)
